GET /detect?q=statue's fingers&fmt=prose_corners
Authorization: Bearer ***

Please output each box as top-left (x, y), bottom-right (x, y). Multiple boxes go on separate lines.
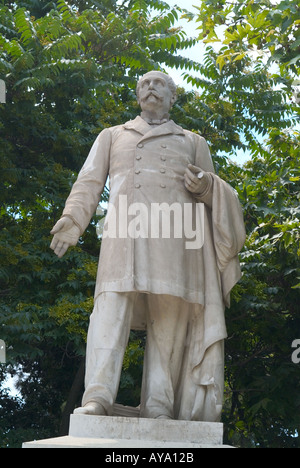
top-left (184, 172), bottom-right (197, 187)
top-left (50, 237), bottom-right (59, 251)
top-left (53, 240), bottom-right (64, 256)
top-left (184, 175), bottom-right (194, 192)
top-left (50, 218), bottom-right (68, 235)
top-left (188, 164), bottom-right (202, 174)
top-left (57, 242), bottom-right (69, 258)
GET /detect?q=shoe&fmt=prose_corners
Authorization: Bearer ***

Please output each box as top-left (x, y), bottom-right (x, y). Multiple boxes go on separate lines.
top-left (74, 401), bottom-right (106, 416)
top-left (155, 414), bottom-right (173, 420)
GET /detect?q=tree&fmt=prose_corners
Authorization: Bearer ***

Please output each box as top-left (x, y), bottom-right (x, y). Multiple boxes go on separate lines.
top-left (0, 0), bottom-right (197, 447)
top-left (1, 0), bottom-right (299, 448)
top-left (222, 132), bottom-right (300, 447)
top-left (194, 0), bottom-right (300, 75)
top-left (186, 0), bottom-right (300, 447)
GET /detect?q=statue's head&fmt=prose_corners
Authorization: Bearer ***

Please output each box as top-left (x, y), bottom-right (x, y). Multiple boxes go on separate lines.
top-left (136, 71), bottom-right (177, 113)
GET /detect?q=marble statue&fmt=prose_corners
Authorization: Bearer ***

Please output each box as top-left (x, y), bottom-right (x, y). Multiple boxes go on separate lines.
top-left (50, 71), bottom-right (246, 421)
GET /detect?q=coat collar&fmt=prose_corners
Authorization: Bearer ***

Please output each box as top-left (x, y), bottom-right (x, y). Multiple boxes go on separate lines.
top-left (123, 115), bottom-right (185, 140)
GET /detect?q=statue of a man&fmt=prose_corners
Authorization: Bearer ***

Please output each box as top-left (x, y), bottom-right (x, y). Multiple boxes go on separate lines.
top-left (50, 71), bottom-right (245, 421)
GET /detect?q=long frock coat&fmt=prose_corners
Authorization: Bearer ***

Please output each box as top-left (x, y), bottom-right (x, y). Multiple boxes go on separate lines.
top-left (61, 116), bottom-right (246, 421)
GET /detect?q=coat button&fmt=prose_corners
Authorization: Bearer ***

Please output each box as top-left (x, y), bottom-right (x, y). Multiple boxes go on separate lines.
top-left (160, 168), bottom-right (165, 173)
top-left (160, 183), bottom-right (166, 188)
top-left (137, 143), bottom-right (144, 148)
top-left (136, 155), bottom-right (141, 160)
top-left (161, 144), bottom-right (167, 148)
top-left (135, 183), bottom-right (141, 188)
top-left (160, 156), bottom-right (166, 161)
top-left (135, 169), bottom-right (140, 174)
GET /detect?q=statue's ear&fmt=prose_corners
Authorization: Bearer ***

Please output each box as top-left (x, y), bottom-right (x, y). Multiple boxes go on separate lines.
top-left (170, 94), bottom-right (177, 107)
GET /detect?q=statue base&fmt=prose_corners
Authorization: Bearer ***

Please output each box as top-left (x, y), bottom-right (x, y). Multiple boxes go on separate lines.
top-left (23, 413), bottom-right (232, 448)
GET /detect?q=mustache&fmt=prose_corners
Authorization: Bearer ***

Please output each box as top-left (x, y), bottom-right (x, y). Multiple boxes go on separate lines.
top-left (141, 91), bottom-right (163, 102)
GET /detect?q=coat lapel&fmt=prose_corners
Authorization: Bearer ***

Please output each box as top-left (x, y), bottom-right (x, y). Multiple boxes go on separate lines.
top-left (124, 116), bottom-right (150, 135)
top-left (124, 116), bottom-right (185, 141)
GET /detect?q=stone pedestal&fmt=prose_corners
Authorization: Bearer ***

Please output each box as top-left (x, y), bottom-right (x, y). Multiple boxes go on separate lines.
top-left (23, 414), bottom-right (232, 448)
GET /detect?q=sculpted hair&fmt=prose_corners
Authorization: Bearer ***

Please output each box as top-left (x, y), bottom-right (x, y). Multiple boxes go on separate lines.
top-left (136, 71), bottom-right (177, 103)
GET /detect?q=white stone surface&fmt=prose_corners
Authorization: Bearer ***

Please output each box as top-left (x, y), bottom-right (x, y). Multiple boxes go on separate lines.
top-left (69, 414), bottom-right (223, 445)
top-left (22, 436), bottom-right (231, 448)
top-left (22, 415), bottom-right (233, 448)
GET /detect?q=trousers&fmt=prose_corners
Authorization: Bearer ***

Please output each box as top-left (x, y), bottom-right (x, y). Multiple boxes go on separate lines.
top-left (82, 291), bottom-right (192, 419)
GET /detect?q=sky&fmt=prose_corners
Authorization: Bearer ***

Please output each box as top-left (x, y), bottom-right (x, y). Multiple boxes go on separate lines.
top-left (163, 0), bottom-right (204, 88)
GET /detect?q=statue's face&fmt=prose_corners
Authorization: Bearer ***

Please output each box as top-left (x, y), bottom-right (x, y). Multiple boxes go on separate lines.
top-left (138, 72), bottom-right (174, 114)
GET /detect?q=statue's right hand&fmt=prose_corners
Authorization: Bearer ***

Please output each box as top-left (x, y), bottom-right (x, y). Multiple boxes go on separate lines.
top-left (50, 217), bottom-right (80, 258)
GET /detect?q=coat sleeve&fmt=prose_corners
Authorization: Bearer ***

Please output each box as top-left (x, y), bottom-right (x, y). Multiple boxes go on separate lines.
top-left (194, 134), bottom-right (215, 173)
top-left (62, 128), bottom-right (111, 234)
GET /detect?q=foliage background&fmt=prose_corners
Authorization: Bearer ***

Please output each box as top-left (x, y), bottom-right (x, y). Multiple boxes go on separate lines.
top-left (0, 0), bottom-right (299, 448)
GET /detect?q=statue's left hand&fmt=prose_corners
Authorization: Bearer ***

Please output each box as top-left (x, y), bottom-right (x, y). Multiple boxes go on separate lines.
top-left (184, 164), bottom-right (208, 194)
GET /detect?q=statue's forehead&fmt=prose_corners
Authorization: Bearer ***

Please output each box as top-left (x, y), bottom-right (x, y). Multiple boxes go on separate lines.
top-left (140, 72), bottom-right (167, 83)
